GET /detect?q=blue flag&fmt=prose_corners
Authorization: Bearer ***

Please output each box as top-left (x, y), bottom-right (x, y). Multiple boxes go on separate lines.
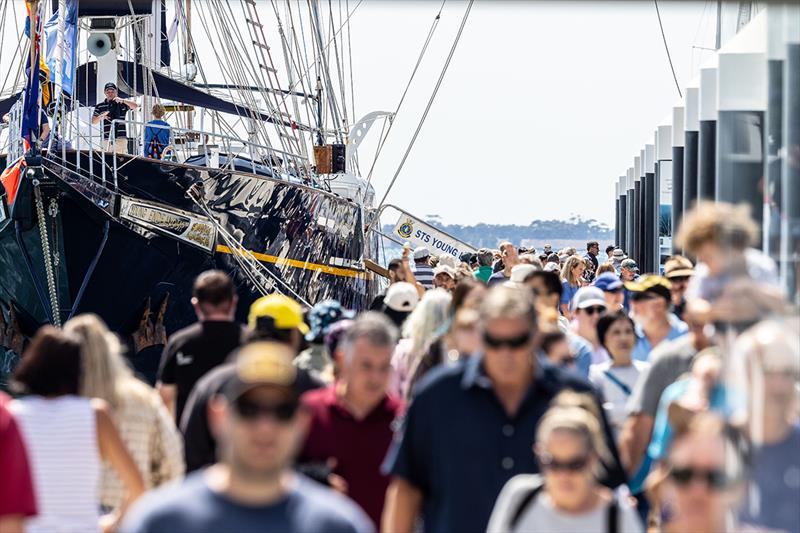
top-left (21, 49), bottom-right (41, 143)
top-left (43, 0), bottom-right (78, 95)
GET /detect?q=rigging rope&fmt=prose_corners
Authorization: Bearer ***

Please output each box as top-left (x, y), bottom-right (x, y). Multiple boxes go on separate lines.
top-left (375, 0), bottom-right (473, 211)
top-left (654, 0), bottom-right (682, 98)
top-left (364, 0), bottom-right (446, 196)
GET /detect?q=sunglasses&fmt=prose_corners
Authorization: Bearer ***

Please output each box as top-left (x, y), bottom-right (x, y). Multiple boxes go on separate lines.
top-left (579, 306), bottom-right (606, 315)
top-left (483, 331), bottom-right (532, 349)
top-left (559, 355), bottom-right (577, 366)
top-left (539, 453), bottom-right (591, 472)
top-left (669, 466), bottom-right (731, 489)
top-left (669, 276), bottom-right (690, 283)
top-left (233, 397), bottom-right (299, 423)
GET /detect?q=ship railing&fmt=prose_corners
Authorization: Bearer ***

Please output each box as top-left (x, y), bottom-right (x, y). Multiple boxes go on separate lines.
top-left (109, 119), bottom-right (309, 182)
top-left (1, 99), bottom-right (26, 166)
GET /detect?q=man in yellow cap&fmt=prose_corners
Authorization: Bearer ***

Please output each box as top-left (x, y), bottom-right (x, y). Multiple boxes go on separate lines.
top-left (247, 294), bottom-right (310, 353)
top-left (625, 275), bottom-right (689, 362)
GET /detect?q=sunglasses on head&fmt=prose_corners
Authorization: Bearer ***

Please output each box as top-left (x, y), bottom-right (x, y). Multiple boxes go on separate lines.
top-left (539, 453), bottom-right (591, 472)
top-left (483, 331), bottom-right (532, 349)
top-left (233, 397), bottom-right (299, 423)
top-left (669, 466), bottom-right (731, 489)
top-left (579, 306), bottom-right (606, 316)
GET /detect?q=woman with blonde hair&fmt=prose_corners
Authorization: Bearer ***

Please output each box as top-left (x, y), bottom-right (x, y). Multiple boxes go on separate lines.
top-left (560, 255), bottom-right (586, 318)
top-left (389, 288), bottom-right (452, 399)
top-left (488, 393), bottom-right (643, 532)
top-left (64, 314), bottom-right (184, 513)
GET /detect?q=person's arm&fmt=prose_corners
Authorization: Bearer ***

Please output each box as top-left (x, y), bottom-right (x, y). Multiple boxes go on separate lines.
top-left (382, 478), bottom-right (422, 533)
top-left (116, 97), bottom-right (139, 110)
top-left (39, 121), bottom-right (50, 141)
top-left (156, 341), bottom-right (177, 418)
top-left (93, 400), bottom-right (145, 531)
top-left (92, 111), bottom-right (108, 125)
top-left (618, 413), bottom-right (655, 475)
top-left (157, 384), bottom-right (177, 419)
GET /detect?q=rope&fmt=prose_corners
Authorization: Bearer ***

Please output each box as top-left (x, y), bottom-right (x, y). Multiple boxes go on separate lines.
top-left (376, 0), bottom-right (474, 211)
top-left (654, 0), bottom-right (682, 98)
top-left (364, 0), bottom-right (447, 195)
top-left (33, 180), bottom-right (61, 326)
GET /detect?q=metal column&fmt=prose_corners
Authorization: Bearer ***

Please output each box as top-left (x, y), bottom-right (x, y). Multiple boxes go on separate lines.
top-left (698, 67), bottom-right (718, 200)
top-left (684, 87), bottom-right (700, 217)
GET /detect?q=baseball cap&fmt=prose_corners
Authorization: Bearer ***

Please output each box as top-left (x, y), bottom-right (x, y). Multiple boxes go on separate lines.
top-left (383, 282), bottom-right (419, 312)
top-left (664, 256), bottom-right (694, 279)
top-left (433, 264), bottom-right (456, 279)
top-left (104, 82), bottom-right (118, 91)
top-left (543, 262), bottom-right (560, 273)
top-left (222, 342), bottom-right (300, 401)
top-left (624, 275), bottom-right (672, 301)
top-left (248, 294), bottom-right (309, 334)
top-left (413, 247), bottom-right (430, 260)
top-left (571, 287), bottom-right (608, 311)
top-left (593, 272), bottom-right (624, 292)
top-left (620, 258), bottom-right (639, 272)
top-left (612, 249), bottom-right (627, 260)
top-left (304, 299), bottom-right (354, 342)
top-left (437, 255), bottom-right (457, 269)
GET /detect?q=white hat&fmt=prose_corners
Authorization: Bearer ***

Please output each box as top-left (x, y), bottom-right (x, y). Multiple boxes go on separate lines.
top-left (413, 247), bottom-right (430, 260)
top-left (432, 264), bottom-right (456, 279)
top-left (571, 286), bottom-right (608, 312)
top-left (384, 282), bottom-right (419, 312)
top-left (510, 264), bottom-right (537, 283)
top-left (611, 248), bottom-right (627, 260)
top-left (544, 262), bottom-right (560, 273)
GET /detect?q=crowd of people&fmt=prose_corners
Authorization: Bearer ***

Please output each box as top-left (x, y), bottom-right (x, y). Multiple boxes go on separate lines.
top-left (0, 200), bottom-right (798, 533)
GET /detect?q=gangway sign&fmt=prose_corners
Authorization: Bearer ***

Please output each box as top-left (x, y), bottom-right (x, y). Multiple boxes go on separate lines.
top-left (390, 211), bottom-right (476, 258)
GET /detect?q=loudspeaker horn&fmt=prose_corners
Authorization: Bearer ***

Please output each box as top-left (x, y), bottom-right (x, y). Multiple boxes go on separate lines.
top-left (88, 33), bottom-right (112, 57)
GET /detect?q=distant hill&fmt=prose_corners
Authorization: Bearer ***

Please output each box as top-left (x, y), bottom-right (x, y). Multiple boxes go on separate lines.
top-left (382, 215), bottom-right (614, 250)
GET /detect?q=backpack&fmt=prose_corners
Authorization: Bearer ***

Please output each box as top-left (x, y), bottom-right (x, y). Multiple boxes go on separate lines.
top-left (508, 483), bottom-right (619, 533)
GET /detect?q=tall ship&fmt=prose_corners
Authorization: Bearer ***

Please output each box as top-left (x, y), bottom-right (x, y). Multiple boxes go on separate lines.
top-left (0, 0), bottom-right (398, 357)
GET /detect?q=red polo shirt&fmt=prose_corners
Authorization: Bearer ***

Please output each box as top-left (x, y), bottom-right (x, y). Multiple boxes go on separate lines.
top-left (299, 385), bottom-right (404, 528)
top-left (0, 393), bottom-right (37, 519)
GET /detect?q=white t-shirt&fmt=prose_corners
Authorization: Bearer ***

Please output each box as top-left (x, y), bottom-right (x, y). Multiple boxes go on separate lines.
top-left (487, 474), bottom-right (643, 533)
top-left (589, 360), bottom-right (650, 436)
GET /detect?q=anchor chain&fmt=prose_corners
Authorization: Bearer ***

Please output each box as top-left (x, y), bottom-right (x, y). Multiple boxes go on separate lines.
top-left (33, 180), bottom-right (61, 327)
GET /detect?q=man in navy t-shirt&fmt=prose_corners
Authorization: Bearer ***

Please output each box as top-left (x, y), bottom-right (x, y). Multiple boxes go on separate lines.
top-left (122, 342), bottom-right (373, 533)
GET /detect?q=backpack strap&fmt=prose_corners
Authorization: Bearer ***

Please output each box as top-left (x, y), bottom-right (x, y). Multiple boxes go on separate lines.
top-left (509, 483), bottom-right (545, 531)
top-left (606, 493), bottom-right (619, 533)
top-left (603, 369), bottom-right (632, 396)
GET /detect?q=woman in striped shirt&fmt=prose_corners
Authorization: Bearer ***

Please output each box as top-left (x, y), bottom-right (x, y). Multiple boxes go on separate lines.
top-left (10, 327), bottom-right (144, 533)
top-left (65, 314), bottom-right (184, 512)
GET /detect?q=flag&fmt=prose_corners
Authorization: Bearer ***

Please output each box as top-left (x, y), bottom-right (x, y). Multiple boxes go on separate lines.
top-left (21, 1), bottom-right (42, 143)
top-left (43, 0), bottom-right (78, 95)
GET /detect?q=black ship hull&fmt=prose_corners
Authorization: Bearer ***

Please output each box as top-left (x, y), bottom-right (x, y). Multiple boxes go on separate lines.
top-left (0, 150), bottom-right (376, 341)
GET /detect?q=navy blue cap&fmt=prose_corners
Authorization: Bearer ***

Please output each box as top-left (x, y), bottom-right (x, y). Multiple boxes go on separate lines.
top-left (593, 272), bottom-right (624, 292)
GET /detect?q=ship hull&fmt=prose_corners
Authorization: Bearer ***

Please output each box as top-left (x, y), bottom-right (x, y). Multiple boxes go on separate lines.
top-left (0, 150), bottom-right (375, 339)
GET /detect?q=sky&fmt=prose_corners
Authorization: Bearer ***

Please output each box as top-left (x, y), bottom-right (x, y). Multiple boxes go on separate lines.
top-left (0, 0), bottom-right (724, 227)
top-left (342, 1), bottom-right (720, 226)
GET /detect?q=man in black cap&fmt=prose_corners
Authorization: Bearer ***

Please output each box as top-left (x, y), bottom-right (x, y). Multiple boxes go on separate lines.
top-left (121, 342), bottom-right (373, 533)
top-left (92, 82), bottom-right (139, 154)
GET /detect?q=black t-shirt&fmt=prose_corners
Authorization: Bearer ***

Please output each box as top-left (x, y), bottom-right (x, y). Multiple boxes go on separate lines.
top-left (93, 99), bottom-right (131, 139)
top-left (157, 320), bottom-right (247, 424)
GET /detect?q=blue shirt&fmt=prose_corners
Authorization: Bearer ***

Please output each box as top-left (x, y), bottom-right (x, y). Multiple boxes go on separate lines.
top-left (631, 315), bottom-right (688, 362)
top-left (143, 119), bottom-right (170, 158)
top-left (740, 424), bottom-right (800, 533)
top-left (384, 355), bottom-right (626, 533)
top-left (120, 471), bottom-right (373, 533)
top-left (568, 332), bottom-right (592, 378)
top-left (560, 280), bottom-right (580, 307)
